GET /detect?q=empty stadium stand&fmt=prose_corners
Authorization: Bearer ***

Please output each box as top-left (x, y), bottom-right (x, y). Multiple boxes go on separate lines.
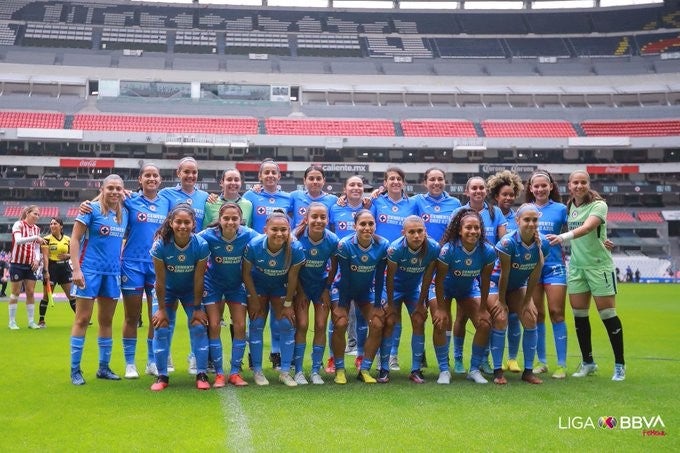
top-left (401, 120), bottom-right (477, 137)
top-left (0, 111), bottom-right (64, 128)
top-left (71, 114), bottom-right (258, 134)
top-left (581, 120), bottom-right (680, 136)
top-left (637, 211), bottom-right (664, 223)
top-left (265, 118), bottom-right (395, 136)
top-left (481, 121), bottom-right (577, 138)
top-left (607, 211), bottom-right (637, 223)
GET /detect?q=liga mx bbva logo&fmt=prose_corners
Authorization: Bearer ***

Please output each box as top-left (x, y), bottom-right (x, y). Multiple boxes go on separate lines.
top-left (598, 416), bottom-right (617, 429)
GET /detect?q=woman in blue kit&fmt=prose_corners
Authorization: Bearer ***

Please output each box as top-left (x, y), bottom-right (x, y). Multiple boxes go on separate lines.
top-left (289, 165), bottom-right (338, 227)
top-left (412, 167), bottom-right (462, 240)
top-left (488, 203), bottom-right (550, 386)
top-left (383, 215), bottom-right (440, 384)
top-left (158, 157), bottom-right (210, 231)
top-left (292, 202), bottom-right (339, 385)
top-left (69, 174), bottom-right (129, 386)
top-left (332, 210), bottom-right (389, 385)
top-left (486, 170), bottom-right (525, 374)
top-left (242, 159), bottom-right (292, 370)
top-left (452, 176), bottom-right (507, 375)
top-left (149, 204), bottom-right (211, 391)
top-left (525, 169), bottom-right (569, 379)
top-left (242, 210), bottom-right (305, 387)
top-left (199, 202), bottom-right (260, 387)
top-left (432, 208), bottom-right (496, 385)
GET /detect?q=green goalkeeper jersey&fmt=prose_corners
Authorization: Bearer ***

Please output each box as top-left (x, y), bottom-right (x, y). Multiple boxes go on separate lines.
top-left (567, 199), bottom-right (613, 269)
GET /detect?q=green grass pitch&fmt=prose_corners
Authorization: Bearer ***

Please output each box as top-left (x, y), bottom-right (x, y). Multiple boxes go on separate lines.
top-left (1, 284), bottom-right (677, 451)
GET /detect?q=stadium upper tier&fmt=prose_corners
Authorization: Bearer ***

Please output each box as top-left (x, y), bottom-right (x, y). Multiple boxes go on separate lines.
top-left (0, 1), bottom-right (678, 63)
top-left (1, 111), bottom-right (680, 138)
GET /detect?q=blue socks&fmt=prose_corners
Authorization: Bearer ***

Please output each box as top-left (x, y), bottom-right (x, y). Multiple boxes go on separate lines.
top-left (453, 335), bottom-right (464, 361)
top-left (435, 344), bottom-right (449, 372)
top-left (209, 338), bottom-right (223, 375)
top-left (294, 343), bottom-right (306, 374)
top-left (507, 312), bottom-right (521, 360)
top-left (230, 338), bottom-right (247, 375)
top-left (70, 335), bottom-right (85, 371)
top-left (153, 326), bottom-right (169, 375)
top-left (249, 317), bottom-right (265, 372)
top-left (311, 344), bottom-right (324, 373)
top-left (189, 323), bottom-right (209, 374)
top-left (146, 338), bottom-right (154, 364)
top-left (379, 337), bottom-right (391, 371)
top-left (411, 334), bottom-right (425, 371)
top-left (98, 337), bottom-right (113, 369)
top-left (391, 321), bottom-right (402, 356)
top-left (553, 321), bottom-right (567, 367)
top-left (470, 343), bottom-right (486, 372)
top-left (536, 321), bottom-right (547, 364)
top-left (356, 309), bottom-right (367, 356)
top-left (123, 337), bottom-right (136, 365)
top-left (278, 317), bottom-right (295, 373)
top-left (490, 328), bottom-right (506, 370)
top-left (522, 327), bottom-right (538, 371)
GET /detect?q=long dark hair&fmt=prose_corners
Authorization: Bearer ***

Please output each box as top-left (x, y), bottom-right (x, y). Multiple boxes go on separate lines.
top-left (440, 208), bottom-right (486, 247)
top-left (155, 203), bottom-right (195, 244)
top-left (526, 169), bottom-right (560, 203)
top-left (208, 202), bottom-right (243, 230)
top-left (265, 208), bottom-right (292, 270)
top-left (465, 176), bottom-right (494, 221)
top-left (353, 209), bottom-right (382, 243)
top-left (294, 202), bottom-right (327, 239)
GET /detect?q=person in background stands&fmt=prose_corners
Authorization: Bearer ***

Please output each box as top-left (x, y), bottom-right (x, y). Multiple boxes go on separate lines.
top-left (8, 205), bottom-right (46, 330)
top-left (39, 217), bottom-right (76, 328)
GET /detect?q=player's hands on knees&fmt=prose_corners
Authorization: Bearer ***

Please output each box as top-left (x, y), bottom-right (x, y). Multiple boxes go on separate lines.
top-left (152, 309), bottom-right (169, 328)
top-left (191, 308), bottom-right (208, 326)
top-left (432, 308), bottom-right (449, 330)
top-left (521, 301), bottom-right (537, 325)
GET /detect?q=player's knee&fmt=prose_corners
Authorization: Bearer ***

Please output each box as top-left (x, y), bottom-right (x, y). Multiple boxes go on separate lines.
top-left (333, 315), bottom-right (348, 331)
top-left (598, 308), bottom-right (617, 320)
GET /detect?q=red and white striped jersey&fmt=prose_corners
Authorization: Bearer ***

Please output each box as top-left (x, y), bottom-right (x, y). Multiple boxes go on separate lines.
top-left (11, 220), bottom-right (41, 265)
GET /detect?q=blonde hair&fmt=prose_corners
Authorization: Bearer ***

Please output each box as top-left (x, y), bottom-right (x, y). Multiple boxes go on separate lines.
top-left (99, 174), bottom-right (125, 225)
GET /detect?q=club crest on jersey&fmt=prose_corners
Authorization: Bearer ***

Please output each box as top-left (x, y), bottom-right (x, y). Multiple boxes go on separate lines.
top-left (185, 199), bottom-right (193, 205)
top-left (453, 270), bottom-right (462, 276)
top-left (524, 253), bottom-right (532, 261)
top-left (269, 259), bottom-right (277, 267)
top-left (338, 221), bottom-right (347, 230)
top-left (269, 198), bottom-right (276, 204)
top-left (350, 264), bottom-right (359, 272)
top-left (257, 206), bottom-right (266, 215)
top-left (149, 205), bottom-right (156, 212)
top-left (360, 255), bottom-right (369, 263)
top-left (512, 263), bottom-right (520, 269)
top-left (571, 210), bottom-right (578, 218)
top-left (99, 225), bottom-right (110, 236)
top-left (465, 258), bottom-right (472, 266)
top-left (310, 248), bottom-right (318, 256)
top-left (422, 214), bottom-right (430, 222)
top-left (391, 206), bottom-right (399, 213)
top-left (137, 212), bottom-right (148, 222)
top-left (378, 214), bottom-right (388, 223)
top-left (167, 265), bottom-right (175, 271)
top-left (434, 205), bottom-right (441, 212)
top-left (121, 275), bottom-right (128, 282)
top-left (226, 245), bottom-right (233, 252)
top-left (298, 207), bottom-right (307, 216)
top-left (410, 257), bottom-right (418, 265)
top-left (178, 254), bottom-right (186, 262)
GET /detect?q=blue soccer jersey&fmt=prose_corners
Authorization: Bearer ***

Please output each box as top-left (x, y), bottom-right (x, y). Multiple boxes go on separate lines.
top-left (123, 193), bottom-right (170, 263)
top-left (438, 240), bottom-right (497, 297)
top-left (243, 189), bottom-right (291, 233)
top-left (387, 236), bottom-right (441, 294)
top-left (159, 185), bottom-right (210, 231)
top-left (494, 231), bottom-right (551, 291)
top-left (75, 203), bottom-right (128, 275)
top-left (243, 234), bottom-right (306, 295)
top-left (289, 190), bottom-right (339, 227)
top-left (334, 234), bottom-right (390, 306)
top-left (372, 194), bottom-right (417, 242)
top-left (198, 225), bottom-right (260, 299)
top-left (535, 200), bottom-right (568, 266)
top-left (297, 228), bottom-right (340, 301)
top-left (328, 202), bottom-right (364, 240)
top-left (504, 208), bottom-right (517, 233)
top-left (459, 202), bottom-right (507, 244)
top-left (412, 192), bottom-right (461, 241)
top-left (150, 234), bottom-right (210, 292)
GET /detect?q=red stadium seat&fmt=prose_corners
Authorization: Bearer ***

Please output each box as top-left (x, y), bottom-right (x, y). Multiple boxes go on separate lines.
top-left (607, 211), bottom-right (636, 223)
top-left (401, 120), bottom-right (477, 137)
top-left (481, 121), bottom-right (577, 137)
top-left (71, 114), bottom-right (258, 134)
top-left (637, 212), bottom-right (664, 223)
top-left (265, 118), bottom-right (395, 136)
top-left (581, 120), bottom-right (680, 137)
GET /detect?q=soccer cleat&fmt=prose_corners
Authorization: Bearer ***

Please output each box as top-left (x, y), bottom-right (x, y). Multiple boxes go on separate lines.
top-left (534, 362), bottom-right (549, 374)
top-left (357, 370), bottom-right (377, 384)
top-left (279, 372), bottom-right (297, 387)
top-left (334, 369), bottom-right (347, 385)
top-left (480, 361), bottom-right (494, 375)
top-left (71, 369), bottom-right (86, 386)
top-left (388, 355), bottom-right (400, 371)
top-left (437, 370), bottom-right (451, 385)
top-left (345, 343), bottom-right (358, 356)
top-left (354, 355), bottom-right (363, 370)
top-left (8, 321), bottom-right (19, 330)
top-left (325, 357), bottom-right (335, 374)
top-left (151, 375), bottom-right (169, 391)
top-left (253, 371), bottom-right (269, 386)
top-left (453, 358), bottom-right (466, 374)
top-left (228, 373), bottom-right (248, 387)
top-left (493, 370), bottom-right (507, 385)
top-left (124, 364), bottom-right (139, 379)
top-left (96, 367), bottom-right (121, 380)
top-left (145, 362), bottom-right (159, 376)
top-left (187, 354), bottom-right (197, 375)
top-left (310, 372), bottom-right (324, 385)
top-left (612, 364), bottom-right (626, 382)
top-left (377, 368), bottom-right (390, 384)
top-left (522, 370), bottom-right (543, 385)
top-left (467, 369), bottom-right (489, 384)
top-left (213, 373), bottom-right (227, 388)
top-left (195, 372), bottom-right (210, 390)
top-left (270, 352), bottom-right (282, 370)
top-left (505, 359), bottom-right (521, 373)
top-left (294, 371), bottom-right (309, 385)
top-left (409, 369), bottom-right (426, 384)
top-left (552, 366), bottom-right (567, 379)
top-left (167, 355), bottom-right (175, 373)
top-left (38, 320), bottom-right (46, 329)
top-left (572, 362), bottom-right (598, 378)
top-left (207, 360), bottom-right (216, 374)
top-left (28, 321), bottom-right (40, 330)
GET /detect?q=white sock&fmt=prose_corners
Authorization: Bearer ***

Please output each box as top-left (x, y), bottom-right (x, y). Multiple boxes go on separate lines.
top-left (8, 301), bottom-right (17, 323)
top-left (27, 304), bottom-right (35, 323)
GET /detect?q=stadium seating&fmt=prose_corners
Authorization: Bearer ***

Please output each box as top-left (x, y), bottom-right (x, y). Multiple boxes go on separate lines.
top-left (401, 120), bottom-right (477, 137)
top-left (71, 114), bottom-right (258, 134)
top-left (65, 207), bottom-right (80, 219)
top-left (40, 206), bottom-right (59, 218)
top-left (637, 211), bottom-right (664, 223)
top-left (607, 211), bottom-right (636, 223)
top-left (481, 121), bottom-right (577, 138)
top-left (2, 206), bottom-right (23, 218)
top-left (581, 120), bottom-right (680, 137)
top-left (265, 118), bottom-right (394, 136)
top-left (0, 111), bottom-right (64, 129)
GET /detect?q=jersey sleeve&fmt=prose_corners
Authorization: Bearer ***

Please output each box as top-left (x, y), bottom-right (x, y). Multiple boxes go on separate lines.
top-left (590, 200), bottom-right (608, 223)
top-left (495, 235), bottom-right (515, 256)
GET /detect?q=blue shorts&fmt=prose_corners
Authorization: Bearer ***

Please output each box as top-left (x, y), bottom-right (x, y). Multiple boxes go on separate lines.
top-left (75, 271), bottom-right (121, 299)
top-left (388, 288), bottom-right (423, 314)
top-left (331, 286), bottom-right (377, 308)
top-left (540, 263), bottom-right (567, 285)
top-left (9, 263), bottom-right (37, 282)
top-left (488, 277), bottom-right (525, 295)
top-left (301, 283), bottom-right (326, 304)
top-left (204, 281), bottom-right (247, 306)
top-left (120, 260), bottom-right (155, 294)
top-left (253, 282), bottom-right (288, 298)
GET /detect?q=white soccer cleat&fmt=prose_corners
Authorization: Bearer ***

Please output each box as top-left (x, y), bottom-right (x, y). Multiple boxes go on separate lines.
top-left (125, 364), bottom-right (140, 379)
top-left (572, 362), bottom-right (598, 378)
top-left (294, 371), bottom-right (309, 385)
top-left (437, 370), bottom-right (451, 385)
top-left (466, 369), bottom-right (488, 384)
